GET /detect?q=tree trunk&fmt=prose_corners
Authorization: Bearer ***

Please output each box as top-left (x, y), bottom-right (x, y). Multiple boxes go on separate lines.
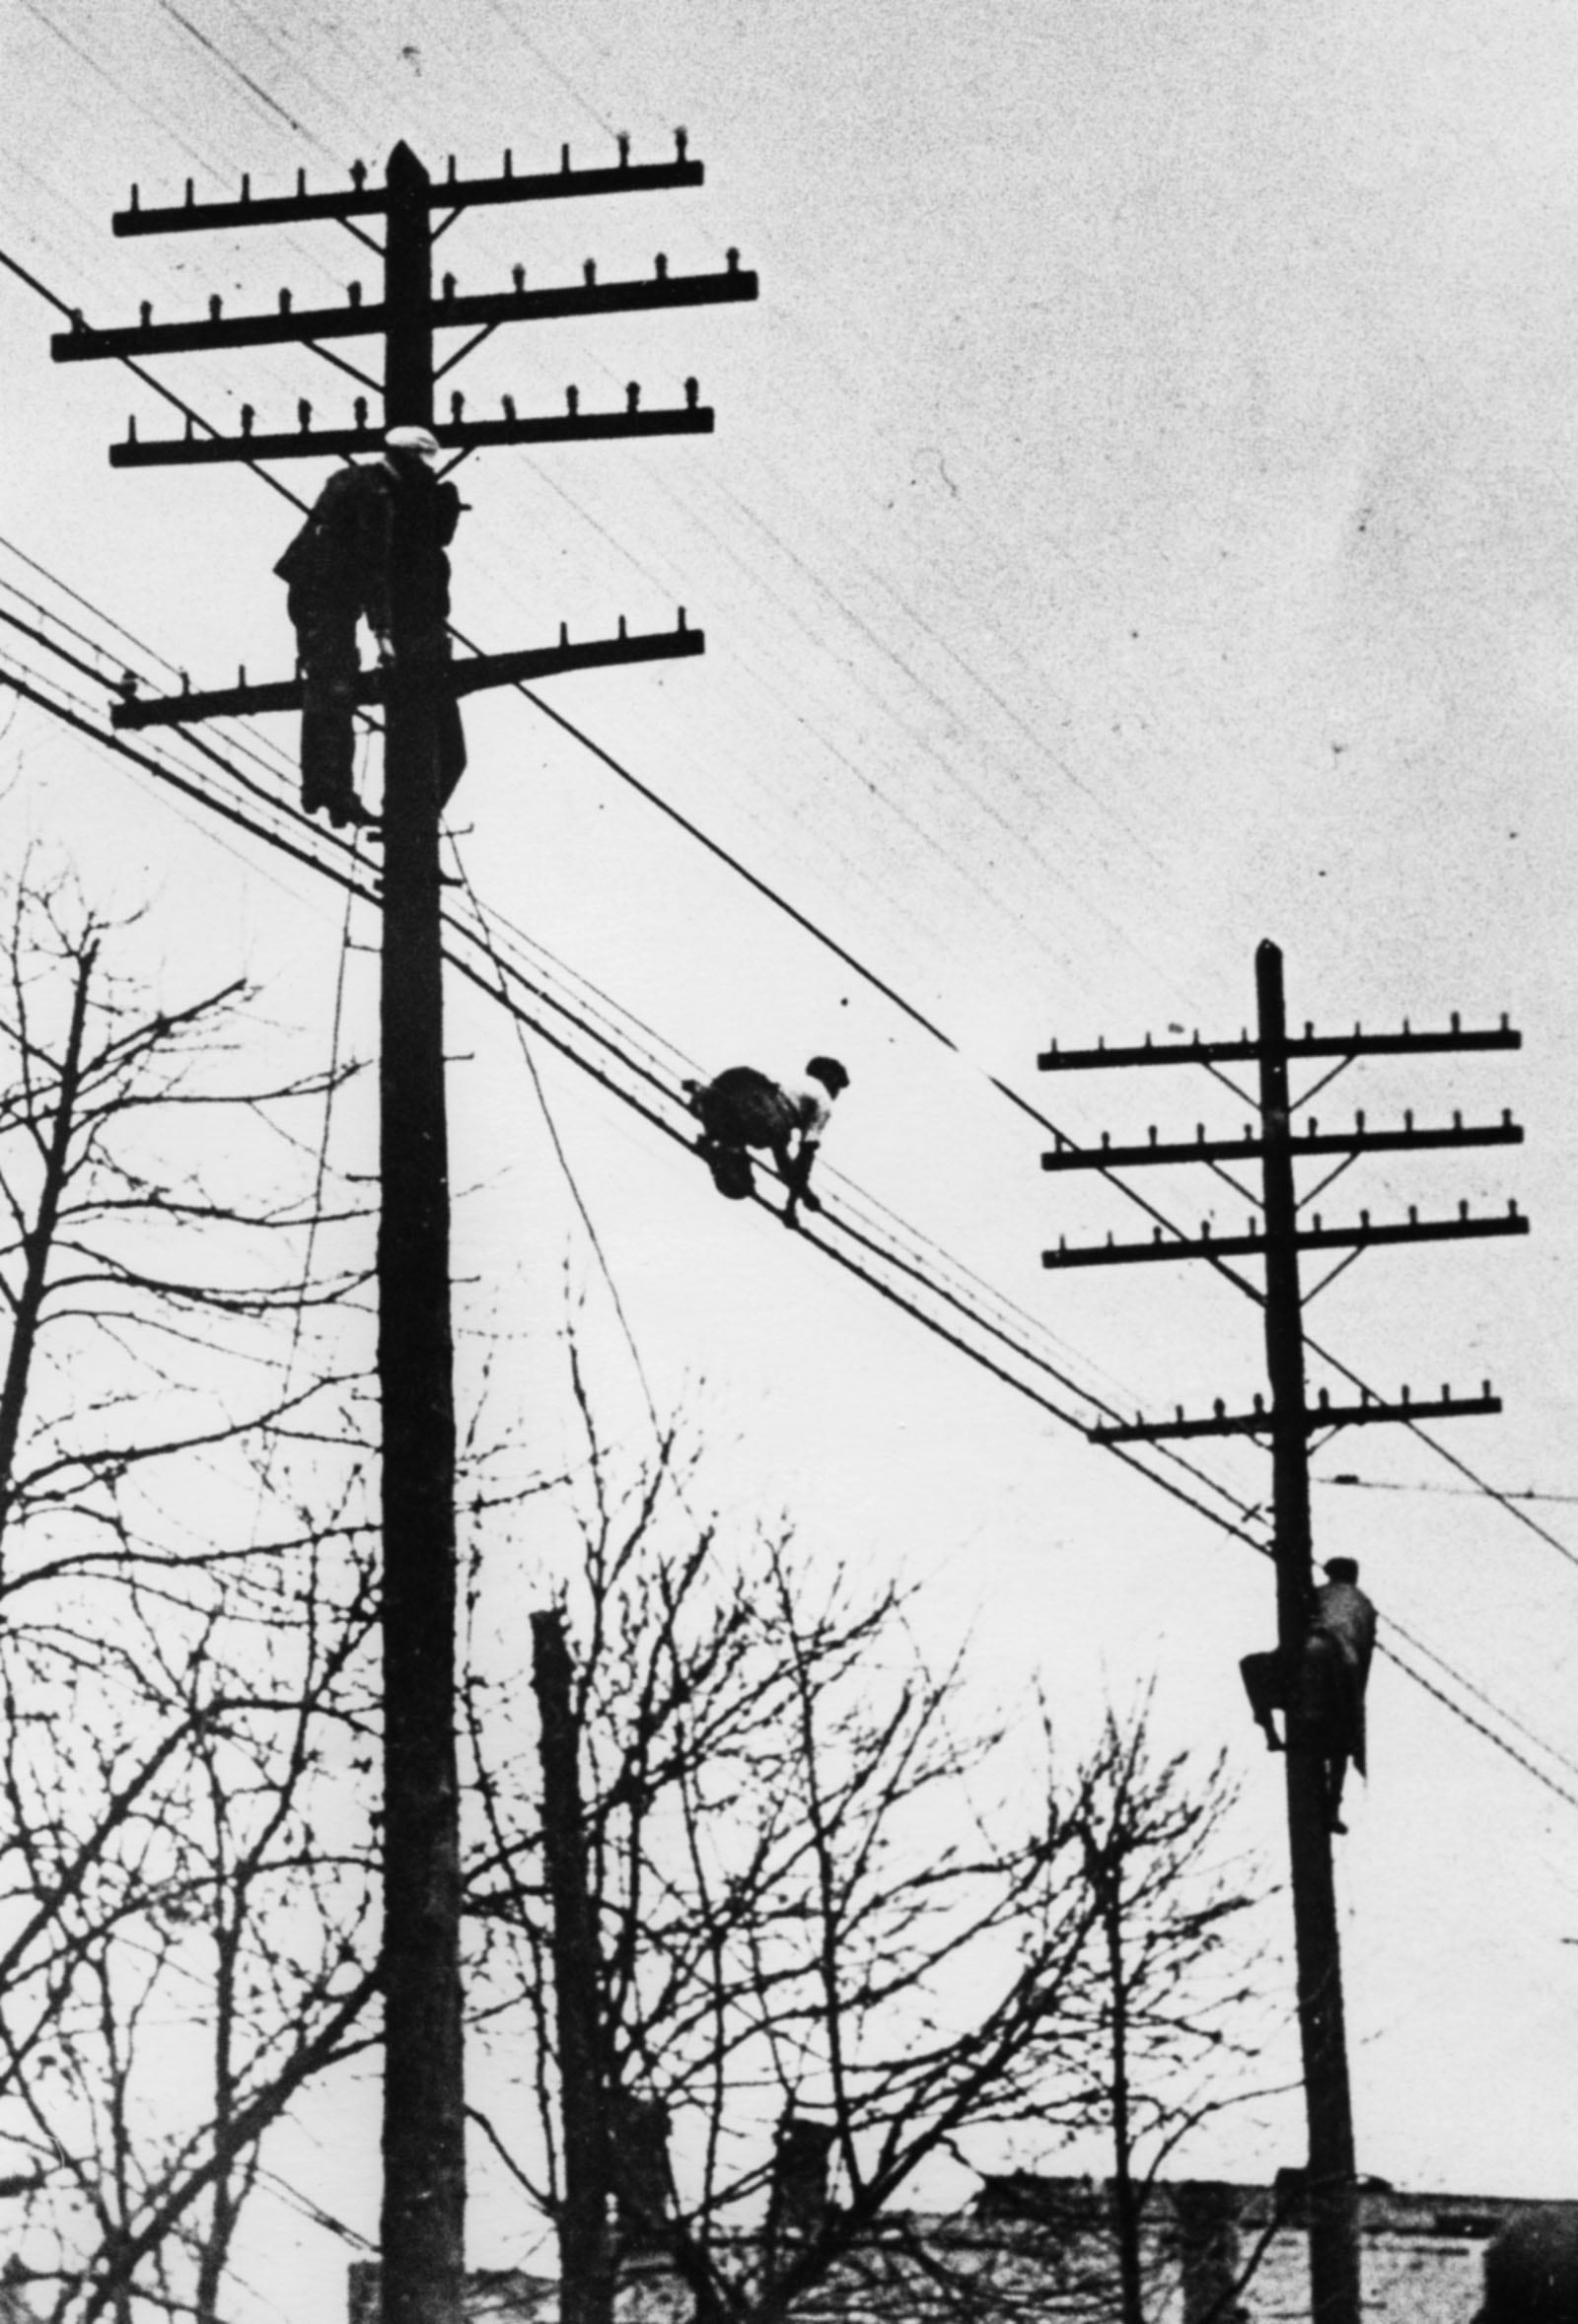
top-left (194, 1908), bottom-right (241, 2324)
top-left (1102, 1864), bottom-right (1145, 2324)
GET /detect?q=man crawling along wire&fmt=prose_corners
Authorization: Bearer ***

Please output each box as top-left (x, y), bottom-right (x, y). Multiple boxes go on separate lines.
top-left (682, 1057), bottom-right (850, 1227)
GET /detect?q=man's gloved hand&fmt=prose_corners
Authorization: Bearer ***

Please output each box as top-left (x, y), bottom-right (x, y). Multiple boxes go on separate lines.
top-left (374, 629), bottom-right (394, 667)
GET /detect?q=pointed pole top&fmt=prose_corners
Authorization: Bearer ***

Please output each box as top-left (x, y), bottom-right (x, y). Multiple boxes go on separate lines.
top-left (387, 141), bottom-right (429, 185)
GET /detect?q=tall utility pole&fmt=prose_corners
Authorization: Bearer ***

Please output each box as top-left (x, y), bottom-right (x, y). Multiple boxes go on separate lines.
top-left (377, 142), bottom-right (462, 2323)
top-left (53, 136), bottom-right (756, 2324)
top-left (1039, 938), bottom-right (1526, 2324)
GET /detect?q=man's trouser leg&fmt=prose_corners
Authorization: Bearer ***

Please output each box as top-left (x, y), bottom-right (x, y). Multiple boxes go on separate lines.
top-left (1239, 1651), bottom-right (1285, 1748)
top-left (293, 601), bottom-right (360, 813)
top-left (777, 1138), bottom-right (822, 1216)
top-left (409, 632), bottom-right (466, 808)
top-left (438, 696), bottom-right (467, 808)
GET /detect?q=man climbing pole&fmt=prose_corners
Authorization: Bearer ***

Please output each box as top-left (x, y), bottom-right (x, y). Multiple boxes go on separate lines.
top-left (274, 424), bottom-right (466, 827)
top-left (683, 1056), bottom-right (849, 1225)
top-left (1240, 1555), bottom-right (1377, 1833)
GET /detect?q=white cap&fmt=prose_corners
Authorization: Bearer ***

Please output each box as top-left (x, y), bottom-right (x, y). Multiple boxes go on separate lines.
top-left (385, 425), bottom-right (441, 462)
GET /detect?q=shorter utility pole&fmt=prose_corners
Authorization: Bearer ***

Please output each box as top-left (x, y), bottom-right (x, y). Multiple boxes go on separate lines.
top-left (531, 1611), bottom-right (613, 2324)
top-left (1039, 938), bottom-right (1526, 2324)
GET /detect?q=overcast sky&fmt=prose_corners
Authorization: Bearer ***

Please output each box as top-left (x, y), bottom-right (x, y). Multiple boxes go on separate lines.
top-left (5, 0), bottom-right (1578, 2310)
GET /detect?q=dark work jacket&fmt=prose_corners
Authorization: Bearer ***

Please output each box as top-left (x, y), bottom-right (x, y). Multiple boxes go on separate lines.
top-left (1309, 1577), bottom-right (1376, 1775)
top-left (275, 461), bottom-right (461, 636)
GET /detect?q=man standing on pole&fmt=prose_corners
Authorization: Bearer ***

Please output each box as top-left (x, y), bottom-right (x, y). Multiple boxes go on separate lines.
top-left (274, 424), bottom-right (466, 826)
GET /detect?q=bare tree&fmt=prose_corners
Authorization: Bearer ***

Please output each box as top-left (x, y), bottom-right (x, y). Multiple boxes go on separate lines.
top-left (0, 863), bottom-right (384, 2321)
top-left (0, 859), bottom-right (368, 1604)
top-left (461, 1345), bottom-right (1273, 2324)
top-left (458, 1340), bottom-right (1281, 2324)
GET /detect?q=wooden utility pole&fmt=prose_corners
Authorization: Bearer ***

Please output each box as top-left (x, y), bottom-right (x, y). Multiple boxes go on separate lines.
top-left (1039, 938), bottom-right (1527, 2324)
top-left (54, 133), bottom-right (756, 2324)
top-left (1253, 941), bottom-right (1356, 2323)
top-left (375, 142), bottom-right (466, 2318)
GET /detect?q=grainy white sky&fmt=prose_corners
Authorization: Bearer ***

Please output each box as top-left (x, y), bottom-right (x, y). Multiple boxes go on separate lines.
top-left (5, 0), bottom-right (1578, 2310)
